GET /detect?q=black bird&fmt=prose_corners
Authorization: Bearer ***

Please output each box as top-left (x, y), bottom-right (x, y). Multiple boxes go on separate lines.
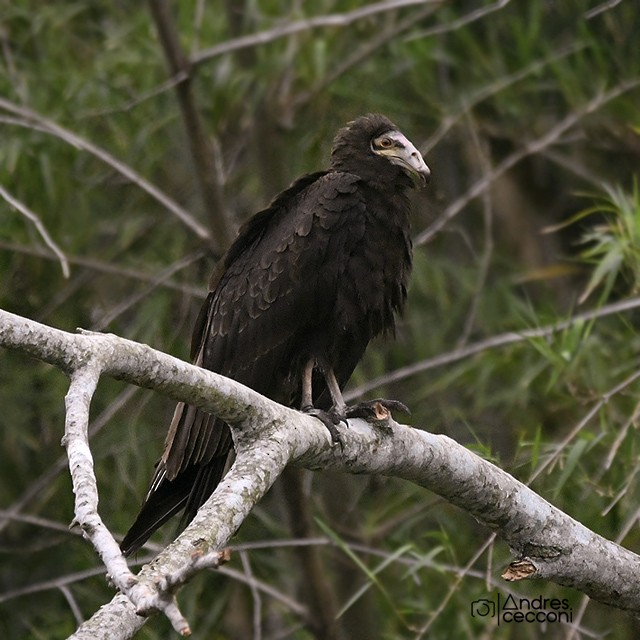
top-left (121, 114), bottom-right (430, 554)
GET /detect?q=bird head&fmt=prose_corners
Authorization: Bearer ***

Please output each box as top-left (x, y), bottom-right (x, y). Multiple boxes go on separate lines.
top-left (331, 114), bottom-right (430, 188)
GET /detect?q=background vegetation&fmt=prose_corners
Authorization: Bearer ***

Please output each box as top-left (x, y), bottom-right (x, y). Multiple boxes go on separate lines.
top-left (1, 1), bottom-right (639, 638)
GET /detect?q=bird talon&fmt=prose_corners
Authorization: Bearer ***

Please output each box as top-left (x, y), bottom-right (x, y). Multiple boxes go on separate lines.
top-left (301, 406), bottom-right (345, 446)
top-left (345, 398), bottom-right (410, 421)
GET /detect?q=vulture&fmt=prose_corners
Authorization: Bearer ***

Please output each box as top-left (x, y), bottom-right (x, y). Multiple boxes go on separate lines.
top-left (121, 113), bottom-right (430, 555)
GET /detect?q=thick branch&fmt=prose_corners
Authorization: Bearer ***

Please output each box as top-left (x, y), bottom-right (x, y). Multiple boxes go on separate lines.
top-left (1, 309), bottom-right (640, 637)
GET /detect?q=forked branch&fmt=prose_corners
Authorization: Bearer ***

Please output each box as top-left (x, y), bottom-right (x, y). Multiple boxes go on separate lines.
top-left (1, 308), bottom-right (640, 639)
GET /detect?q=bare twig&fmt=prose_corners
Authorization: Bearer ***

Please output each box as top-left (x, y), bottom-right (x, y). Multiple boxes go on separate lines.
top-left (0, 239), bottom-right (206, 298)
top-left (601, 397), bottom-right (640, 472)
top-left (60, 585), bottom-right (85, 627)
top-left (346, 295), bottom-right (640, 401)
top-left (191, 0), bottom-right (441, 66)
top-left (455, 116), bottom-right (493, 348)
top-left (585, 0), bottom-right (623, 20)
top-left (0, 184), bottom-right (70, 278)
top-left (415, 78), bottom-right (640, 246)
top-left (0, 566), bottom-right (108, 604)
top-left (414, 535), bottom-right (497, 639)
top-left (77, 71), bottom-right (189, 119)
top-left (406, 0), bottom-right (512, 42)
top-left (90, 251), bottom-right (205, 331)
top-left (0, 386), bottom-right (141, 536)
top-left (0, 511), bottom-right (79, 536)
top-left (294, 4), bottom-right (437, 110)
top-left (148, 0), bottom-right (234, 251)
top-left (240, 551), bottom-right (263, 640)
top-left (0, 100), bottom-right (211, 241)
top-left (421, 44), bottom-right (585, 154)
top-left (528, 368), bottom-right (640, 484)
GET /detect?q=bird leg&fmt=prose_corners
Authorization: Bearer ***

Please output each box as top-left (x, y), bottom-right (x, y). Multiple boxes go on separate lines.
top-left (322, 366), bottom-right (348, 417)
top-left (321, 364), bottom-right (410, 422)
top-left (300, 358), bottom-right (344, 447)
top-left (300, 359), bottom-right (410, 445)
top-left (300, 358), bottom-right (315, 410)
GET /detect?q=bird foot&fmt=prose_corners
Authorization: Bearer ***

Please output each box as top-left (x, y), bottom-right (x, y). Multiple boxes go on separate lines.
top-left (301, 405), bottom-right (345, 448)
top-left (345, 398), bottom-right (410, 422)
top-left (302, 399), bottom-right (409, 445)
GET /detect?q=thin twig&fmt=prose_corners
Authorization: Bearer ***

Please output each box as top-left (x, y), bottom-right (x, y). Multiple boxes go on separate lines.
top-left (601, 398), bottom-right (640, 472)
top-left (406, 0), bottom-right (511, 42)
top-left (0, 100), bottom-right (211, 241)
top-left (346, 294), bottom-right (640, 401)
top-left (0, 511), bottom-right (79, 535)
top-left (527, 368), bottom-right (640, 484)
top-left (240, 551), bottom-right (263, 640)
top-left (192, 0), bottom-right (441, 66)
top-left (294, 4), bottom-right (437, 110)
top-left (0, 184), bottom-right (70, 278)
top-left (414, 535), bottom-right (497, 639)
top-left (90, 251), bottom-right (206, 331)
top-left (415, 78), bottom-right (640, 246)
top-left (77, 71), bottom-right (189, 119)
top-left (585, 0), bottom-right (623, 20)
top-left (421, 43), bottom-right (585, 154)
top-left (148, 0), bottom-right (234, 251)
top-left (0, 386), bottom-right (141, 536)
top-left (59, 585), bottom-right (85, 627)
top-left (455, 115), bottom-right (493, 348)
top-left (0, 566), bottom-right (107, 604)
top-left (0, 239), bottom-right (206, 298)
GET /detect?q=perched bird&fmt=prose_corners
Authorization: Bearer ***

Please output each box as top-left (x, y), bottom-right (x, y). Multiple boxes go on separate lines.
top-left (121, 113), bottom-right (430, 555)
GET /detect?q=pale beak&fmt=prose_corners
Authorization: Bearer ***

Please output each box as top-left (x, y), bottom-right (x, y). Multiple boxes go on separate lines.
top-left (374, 131), bottom-right (431, 188)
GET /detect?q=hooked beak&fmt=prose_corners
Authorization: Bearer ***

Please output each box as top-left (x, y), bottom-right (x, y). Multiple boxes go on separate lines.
top-left (372, 131), bottom-right (431, 188)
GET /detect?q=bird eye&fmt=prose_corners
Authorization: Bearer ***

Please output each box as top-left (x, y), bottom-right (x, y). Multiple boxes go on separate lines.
top-left (377, 136), bottom-right (393, 148)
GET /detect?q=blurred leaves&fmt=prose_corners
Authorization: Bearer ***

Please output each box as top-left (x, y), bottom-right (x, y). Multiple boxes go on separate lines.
top-left (574, 182), bottom-right (640, 303)
top-left (1, 0), bottom-right (640, 638)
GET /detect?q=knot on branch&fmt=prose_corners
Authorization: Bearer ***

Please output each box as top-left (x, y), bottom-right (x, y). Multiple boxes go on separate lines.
top-left (502, 559), bottom-right (538, 582)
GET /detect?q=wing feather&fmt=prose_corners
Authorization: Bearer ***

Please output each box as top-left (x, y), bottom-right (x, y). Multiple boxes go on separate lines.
top-left (122, 171), bottom-right (371, 554)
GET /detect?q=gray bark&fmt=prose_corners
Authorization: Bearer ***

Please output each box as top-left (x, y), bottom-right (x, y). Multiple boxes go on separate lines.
top-left (1, 308), bottom-right (639, 639)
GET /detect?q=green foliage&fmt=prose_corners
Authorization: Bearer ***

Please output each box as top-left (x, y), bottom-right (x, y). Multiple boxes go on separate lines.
top-left (1, 1), bottom-right (640, 638)
top-left (572, 182), bottom-right (640, 303)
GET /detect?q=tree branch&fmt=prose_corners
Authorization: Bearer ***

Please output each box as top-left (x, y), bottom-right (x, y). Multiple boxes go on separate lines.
top-left (414, 77), bottom-right (640, 246)
top-left (0, 239), bottom-right (206, 298)
top-left (0, 184), bottom-right (70, 278)
top-left (148, 0), bottom-right (234, 251)
top-left (191, 0), bottom-right (441, 67)
top-left (2, 309), bottom-right (640, 638)
top-left (346, 294), bottom-right (640, 400)
top-left (0, 100), bottom-right (211, 241)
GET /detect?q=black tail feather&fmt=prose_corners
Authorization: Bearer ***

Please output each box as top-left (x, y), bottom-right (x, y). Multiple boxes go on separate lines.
top-left (120, 458), bottom-right (229, 556)
top-left (120, 466), bottom-right (196, 556)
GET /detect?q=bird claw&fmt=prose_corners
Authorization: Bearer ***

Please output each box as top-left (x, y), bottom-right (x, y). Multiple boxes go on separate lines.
top-left (301, 405), bottom-right (345, 448)
top-left (302, 399), bottom-right (409, 444)
top-left (345, 398), bottom-right (410, 421)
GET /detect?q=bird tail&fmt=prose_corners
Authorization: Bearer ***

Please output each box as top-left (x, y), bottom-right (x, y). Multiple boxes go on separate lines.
top-left (120, 457), bottom-right (229, 556)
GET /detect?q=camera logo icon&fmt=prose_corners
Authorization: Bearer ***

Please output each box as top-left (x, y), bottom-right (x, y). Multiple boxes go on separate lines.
top-left (471, 599), bottom-right (496, 617)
